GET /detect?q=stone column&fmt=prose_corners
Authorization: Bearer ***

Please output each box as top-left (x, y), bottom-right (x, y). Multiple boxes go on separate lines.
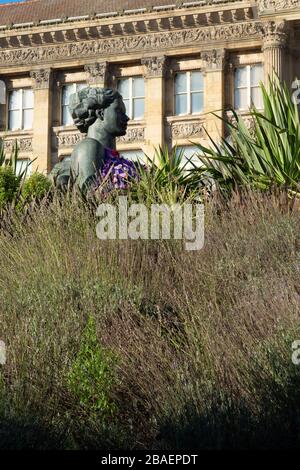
top-left (141, 56), bottom-right (167, 158)
top-left (262, 21), bottom-right (288, 84)
top-left (85, 62), bottom-right (108, 87)
top-left (30, 68), bottom-right (52, 173)
top-left (0, 76), bottom-right (6, 131)
top-left (201, 49), bottom-right (226, 139)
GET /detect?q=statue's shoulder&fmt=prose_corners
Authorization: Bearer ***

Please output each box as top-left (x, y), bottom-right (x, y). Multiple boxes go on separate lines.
top-left (73, 137), bottom-right (102, 153)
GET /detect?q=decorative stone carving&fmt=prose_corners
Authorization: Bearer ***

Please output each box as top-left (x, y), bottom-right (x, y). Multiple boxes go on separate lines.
top-left (258, 0), bottom-right (300, 12)
top-left (3, 138), bottom-right (33, 152)
top-left (56, 132), bottom-right (84, 147)
top-left (201, 49), bottom-right (226, 70)
top-left (30, 68), bottom-right (52, 89)
top-left (117, 127), bottom-right (145, 143)
top-left (171, 121), bottom-right (205, 139)
top-left (261, 20), bottom-right (288, 50)
top-left (261, 21), bottom-right (288, 81)
top-left (0, 22), bottom-right (263, 66)
top-left (85, 62), bottom-right (108, 85)
top-left (141, 56), bottom-right (167, 78)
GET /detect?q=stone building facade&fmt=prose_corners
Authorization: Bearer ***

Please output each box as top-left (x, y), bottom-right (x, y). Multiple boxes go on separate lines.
top-left (0, 0), bottom-right (299, 173)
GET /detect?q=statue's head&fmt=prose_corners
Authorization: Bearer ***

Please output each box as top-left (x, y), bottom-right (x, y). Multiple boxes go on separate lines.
top-left (69, 87), bottom-right (129, 136)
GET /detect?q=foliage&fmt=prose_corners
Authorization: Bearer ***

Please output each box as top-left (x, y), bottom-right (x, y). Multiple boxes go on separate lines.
top-left (0, 142), bottom-right (34, 210)
top-left (0, 141), bottom-right (32, 178)
top-left (67, 315), bottom-right (118, 418)
top-left (21, 173), bottom-right (51, 201)
top-left (0, 190), bottom-right (299, 449)
top-left (195, 75), bottom-right (300, 195)
top-left (129, 146), bottom-right (203, 204)
top-left (0, 166), bottom-right (19, 209)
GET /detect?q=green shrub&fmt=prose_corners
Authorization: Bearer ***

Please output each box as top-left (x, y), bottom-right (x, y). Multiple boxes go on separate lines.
top-left (0, 166), bottom-right (19, 209)
top-left (67, 316), bottom-right (118, 418)
top-left (22, 173), bottom-right (51, 201)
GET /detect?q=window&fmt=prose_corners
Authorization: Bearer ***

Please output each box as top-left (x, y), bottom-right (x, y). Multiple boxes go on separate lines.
top-left (119, 149), bottom-right (145, 162)
top-left (176, 146), bottom-right (202, 170)
top-left (234, 64), bottom-right (264, 110)
top-left (118, 77), bottom-right (145, 120)
top-left (175, 71), bottom-right (204, 115)
top-left (8, 88), bottom-right (34, 131)
top-left (62, 83), bottom-right (86, 126)
top-left (16, 159), bottom-right (32, 177)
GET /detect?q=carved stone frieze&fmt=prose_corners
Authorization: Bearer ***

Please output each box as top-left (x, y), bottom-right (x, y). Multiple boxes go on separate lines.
top-left (141, 56), bottom-right (167, 78)
top-left (3, 138), bottom-right (32, 152)
top-left (85, 62), bottom-right (108, 85)
top-left (56, 132), bottom-right (84, 147)
top-left (201, 49), bottom-right (226, 70)
top-left (30, 68), bottom-right (52, 89)
top-left (0, 22), bottom-right (263, 66)
top-left (258, 0), bottom-right (300, 12)
top-left (171, 121), bottom-right (205, 139)
top-left (117, 127), bottom-right (145, 143)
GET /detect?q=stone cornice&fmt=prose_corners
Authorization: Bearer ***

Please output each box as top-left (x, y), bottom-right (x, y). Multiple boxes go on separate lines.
top-left (0, 21), bottom-right (263, 67)
top-left (0, 5), bottom-right (254, 50)
top-left (0, 2), bottom-right (252, 32)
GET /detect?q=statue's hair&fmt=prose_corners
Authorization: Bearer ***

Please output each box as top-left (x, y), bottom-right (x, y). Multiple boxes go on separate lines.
top-left (69, 87), bottom-right (121, 133)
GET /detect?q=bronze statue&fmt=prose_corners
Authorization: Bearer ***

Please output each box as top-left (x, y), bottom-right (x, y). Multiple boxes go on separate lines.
top-left (53, 87), bottom-right (130, 193)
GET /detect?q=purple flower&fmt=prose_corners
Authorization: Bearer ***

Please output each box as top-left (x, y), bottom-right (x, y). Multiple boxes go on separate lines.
top-left (96, 147), bottom-right (143, 191)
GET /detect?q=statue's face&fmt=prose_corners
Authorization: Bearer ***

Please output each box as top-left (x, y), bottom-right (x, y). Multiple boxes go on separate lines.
top-left (102, 97), bottom-right (129, 136)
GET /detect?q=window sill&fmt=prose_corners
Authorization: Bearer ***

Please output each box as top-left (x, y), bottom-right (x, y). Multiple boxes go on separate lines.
top-left (53, 121), bottom-right (146, 132)
top-left (230, 109), bottom-right (263, 115)
top-left (166, 114), bottom-right (205, 124)
top-left (52, 124), bottom-right (78, 132)
top-left (0, 129), bottom-right (33, 138)
top-left (127, 119), bottom-right (145, 126)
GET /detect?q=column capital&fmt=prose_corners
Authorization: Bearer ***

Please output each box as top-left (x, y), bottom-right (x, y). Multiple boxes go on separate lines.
top-left (141, 56), bottom-right (167, 78)
top-left (201, 49), bottom-right (227, 72)
top-left (262, 20), bottom-right (288, 50)
top-left (30, 68), bottom-right (52, 89)
top-left (84, 62), bottom-right (108, 86)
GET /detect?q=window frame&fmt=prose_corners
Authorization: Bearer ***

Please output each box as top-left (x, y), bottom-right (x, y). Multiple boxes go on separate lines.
top-left (8, 88), bottom-right (34, 131)
top-left (234, 63), bottom-right (264, 111)
top-left (117, 76), bottom-right (145, 121)
top-left (61, 82), bottom-right (86, 126)
top-left (174, 70), bottom-right (204, 116)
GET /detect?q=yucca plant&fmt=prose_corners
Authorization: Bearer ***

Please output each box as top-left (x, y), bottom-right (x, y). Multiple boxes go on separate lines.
top-left (0, 140), bottom-right (32, 179)
top-left (130, 146), bottom-right (203, 204)
top-left (0, 141), bottom-right (34, 211)
top-left (194, 75), bottom-right (300, 195)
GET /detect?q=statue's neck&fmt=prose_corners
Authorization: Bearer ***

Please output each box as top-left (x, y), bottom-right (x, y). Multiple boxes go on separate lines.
top-left (87, 121), bottom-right (116, 150)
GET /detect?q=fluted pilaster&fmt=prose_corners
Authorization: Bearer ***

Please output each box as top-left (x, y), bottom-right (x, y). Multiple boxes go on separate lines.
top-left (262, 21), bottom-right (288, 83)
